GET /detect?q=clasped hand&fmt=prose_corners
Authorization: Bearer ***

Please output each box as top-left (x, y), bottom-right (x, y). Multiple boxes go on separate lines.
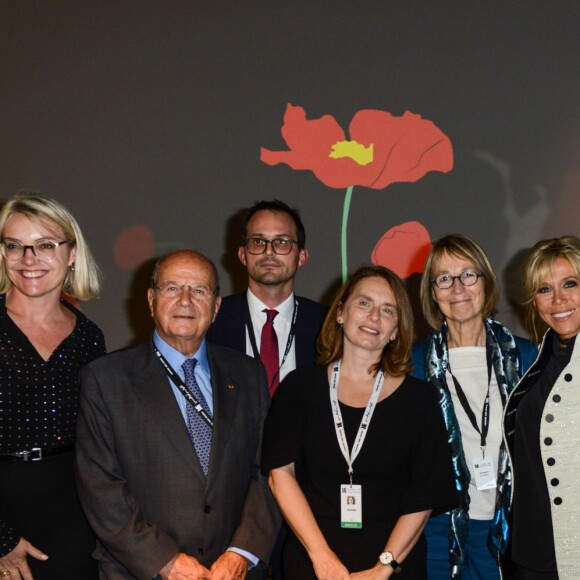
top-left (159, 551), bottom-right (249, 580)
top-left (311, 548), bottom-right (393, 580)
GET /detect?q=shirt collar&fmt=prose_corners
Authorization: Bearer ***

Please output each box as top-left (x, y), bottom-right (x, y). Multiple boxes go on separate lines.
top-left (152, 331), bottom-right (211, 376)
top-left (246, 288), bottom-right (295, 323)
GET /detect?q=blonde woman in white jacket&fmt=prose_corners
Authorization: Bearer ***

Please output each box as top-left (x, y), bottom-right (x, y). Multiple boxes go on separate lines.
top-left (504, 235), bottom-right (580, 580)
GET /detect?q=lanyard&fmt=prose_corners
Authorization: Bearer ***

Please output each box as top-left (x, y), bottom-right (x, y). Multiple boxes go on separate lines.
top-left (244, 293), bottom-right (299, 386)
top-left (448, 347), bottom-right (492, 457)
top-left (154, 347), bottom-right (214, 429)
top-left (329, 360), bottom-right (385, 484)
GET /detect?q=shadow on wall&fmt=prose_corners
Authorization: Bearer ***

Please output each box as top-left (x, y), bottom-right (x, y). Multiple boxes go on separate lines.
top-left (501, 247), bottom-right (548, 341)
top-left (319, 276), bottom-right (343, 311)
top-left (406, 273), bottom-right (431, 344)
top-left (124, 257), bottom-right (158, 347)
top-left (220, 207), bottom-right (250, 295)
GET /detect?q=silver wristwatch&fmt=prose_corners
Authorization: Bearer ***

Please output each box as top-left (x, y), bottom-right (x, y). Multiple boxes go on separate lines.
top-left (378, 551), bottom-right (402, 573)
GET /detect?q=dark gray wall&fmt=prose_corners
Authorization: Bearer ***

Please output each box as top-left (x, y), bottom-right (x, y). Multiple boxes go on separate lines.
top-left (1, 1), bottom-right (578, 349)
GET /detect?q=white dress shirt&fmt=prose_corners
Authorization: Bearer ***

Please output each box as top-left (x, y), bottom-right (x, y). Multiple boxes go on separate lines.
top-left (245, 289), bottom-right (297, 382)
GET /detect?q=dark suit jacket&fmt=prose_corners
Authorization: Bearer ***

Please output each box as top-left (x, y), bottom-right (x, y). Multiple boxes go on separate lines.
top-left (206, 293), bottom-right (327, 368)
top-left (75, 340), bottom-right (280, 579)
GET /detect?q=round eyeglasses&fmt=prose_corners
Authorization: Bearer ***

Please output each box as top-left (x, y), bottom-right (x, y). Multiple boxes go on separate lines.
top-left (244, 237), bottom-right (298, 255)
top-left (0, 238), bottom-right (71, 261)
top-left (431, 270), bottom-right (483, 290)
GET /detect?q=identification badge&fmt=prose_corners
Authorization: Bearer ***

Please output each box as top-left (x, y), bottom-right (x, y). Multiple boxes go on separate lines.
top-left (472, 456), bottom-right (497, 490)
top-left (340, 484), bottom-right (362, 528)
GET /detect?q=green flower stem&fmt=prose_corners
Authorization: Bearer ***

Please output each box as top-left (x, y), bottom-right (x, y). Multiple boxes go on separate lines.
top-left (341, 185), bottom-right (354, 283)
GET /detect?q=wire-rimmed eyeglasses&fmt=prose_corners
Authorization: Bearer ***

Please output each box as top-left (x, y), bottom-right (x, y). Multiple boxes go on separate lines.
top-left (154, 282), bottom-right (217, 302)
top-left (0, 238), bottom-right (71, 261)
top-left (244, 237), bottom-right (298, 255)
top-left (431, 270), bottom-right (483, 290)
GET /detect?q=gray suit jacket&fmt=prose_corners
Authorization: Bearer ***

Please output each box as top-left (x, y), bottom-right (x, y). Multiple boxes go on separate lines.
top-left (75, 339), bottom-right (280, 579)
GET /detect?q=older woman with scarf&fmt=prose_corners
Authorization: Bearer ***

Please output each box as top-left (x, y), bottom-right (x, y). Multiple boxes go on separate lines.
top-left (413, 234), bottom-right (537, 579)
top-left (504, 236), bottom-right (580, 579)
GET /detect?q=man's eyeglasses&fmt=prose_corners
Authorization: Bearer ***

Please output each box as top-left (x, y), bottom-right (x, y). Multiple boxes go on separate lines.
top-left (244, 237), bottom-right (298, 255)
top-left (154, 282), bottom-right (216, 301)
top-left (431, 270), bottom-right (483, 290)
top-left (0, 238), bottom-right (71, 261)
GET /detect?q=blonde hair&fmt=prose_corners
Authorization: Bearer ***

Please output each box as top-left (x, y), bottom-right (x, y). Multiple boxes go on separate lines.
top-left (317, 266), bottom-right (414, 377)
top-left (522, 235), bottom-right (580, 340)
top-left (420, 234), bottom-right (499, 330)
top-left (0, 192), bottom-right (102, 300)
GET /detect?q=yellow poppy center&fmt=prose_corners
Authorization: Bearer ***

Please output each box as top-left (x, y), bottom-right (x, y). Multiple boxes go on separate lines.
top-left (329, 140), bottom-right (373, 166)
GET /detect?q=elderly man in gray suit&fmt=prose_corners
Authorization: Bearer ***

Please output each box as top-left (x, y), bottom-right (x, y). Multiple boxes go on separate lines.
top-left (75, 250), bottom-right (280, 579)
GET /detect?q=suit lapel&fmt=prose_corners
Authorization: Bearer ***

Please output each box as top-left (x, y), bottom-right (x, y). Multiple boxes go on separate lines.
top-left (294, 297), bottom-right (310, 367)
top-left (234, 293), bottom-right (249, 352)
top-left (206, 345), bottom-right (239, 486)
top-left (132, 341), bottom-right (205, 478)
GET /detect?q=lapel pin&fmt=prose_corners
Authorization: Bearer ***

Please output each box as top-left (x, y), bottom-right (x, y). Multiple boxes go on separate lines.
top-left (228, 384), bottom-right (235, 390)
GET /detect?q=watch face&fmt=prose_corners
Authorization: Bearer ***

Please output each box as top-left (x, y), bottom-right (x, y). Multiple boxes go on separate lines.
top-left (379, 551), bottom-right (394, 566)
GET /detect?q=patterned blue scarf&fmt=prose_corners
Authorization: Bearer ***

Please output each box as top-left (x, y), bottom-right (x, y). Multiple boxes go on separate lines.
top-left (424, 318), bottom-right (520, 578)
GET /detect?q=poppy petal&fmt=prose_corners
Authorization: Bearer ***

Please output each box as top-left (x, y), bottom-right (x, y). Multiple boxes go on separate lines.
top-left (371, 221), bottom-right (432, 278)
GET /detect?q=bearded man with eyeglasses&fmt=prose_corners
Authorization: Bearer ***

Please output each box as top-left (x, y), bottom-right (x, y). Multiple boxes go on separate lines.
top-left (207, 200), bottom-right (327, 393)
top-left (206, 200), bottom-right (327, 579)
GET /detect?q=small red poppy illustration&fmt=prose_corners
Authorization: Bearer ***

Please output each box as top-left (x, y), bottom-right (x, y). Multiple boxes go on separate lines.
top-left (114, 225), bottom-right (156, 270)
top-left (371, 221), bottom-right (432, 278)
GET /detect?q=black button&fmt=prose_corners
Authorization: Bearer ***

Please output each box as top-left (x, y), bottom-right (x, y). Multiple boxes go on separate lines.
top-left (544, 437), bottom-right (553, 445)
top-left (553, 394), bottom-right (561, 403)
top-left (198, 548), bottom-right (204, 555)
top-left (565, 374), bottom-right (573, 382)
top-left (547, 457), bottom-right (556, 466)
top-left (545, 414), bottom-right (554, 423)
top-left (554, 497), bottom-right (563, 505)
top-left (204, 505), bottom-right (211, 513)
top-left (551, 478), bottom-right (559, 486)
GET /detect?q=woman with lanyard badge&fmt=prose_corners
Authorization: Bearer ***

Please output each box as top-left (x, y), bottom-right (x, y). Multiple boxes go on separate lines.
top-left (413, 234), bottom-right (537, 579)
top-left (262, 266), bottom-right (456, 579)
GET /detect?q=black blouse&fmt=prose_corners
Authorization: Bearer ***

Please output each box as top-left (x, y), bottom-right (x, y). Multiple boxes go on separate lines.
top-left (262, 365), bottom-right (456, 526)
top-left (0, 294), bottom-right (105, 556)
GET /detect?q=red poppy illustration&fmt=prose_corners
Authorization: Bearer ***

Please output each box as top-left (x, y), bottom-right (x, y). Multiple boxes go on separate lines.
top-left (261, 104), bottom-right (453, 281)
top-left (371, 221), bottom-right (432, 279)
top-left (261, 104), bottom-right (453, 190)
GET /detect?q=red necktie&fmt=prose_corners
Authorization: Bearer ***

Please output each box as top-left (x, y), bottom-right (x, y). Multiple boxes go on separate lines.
top-left (260, 309), bottom-right (279, 396)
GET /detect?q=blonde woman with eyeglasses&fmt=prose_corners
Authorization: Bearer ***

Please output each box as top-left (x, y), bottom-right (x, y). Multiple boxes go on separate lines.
top-left (0, 193), bottom-right (105, 579)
